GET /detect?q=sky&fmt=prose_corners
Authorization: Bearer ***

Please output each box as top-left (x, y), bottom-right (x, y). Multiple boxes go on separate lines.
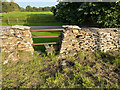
top-left (7, 0), bottom-right (59, 8)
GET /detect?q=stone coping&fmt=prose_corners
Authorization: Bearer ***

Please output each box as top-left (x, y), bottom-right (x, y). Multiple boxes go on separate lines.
top-left (11, 25), bottom-right (30, 30)
top-left (62, 25), bottom-right (120, 33)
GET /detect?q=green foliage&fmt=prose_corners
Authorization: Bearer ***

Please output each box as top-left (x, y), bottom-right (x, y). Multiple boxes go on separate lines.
top-left (25, 5), bottom-right (52, 12)
top-left (54, 2), bottom-right (120, 27)
top-left (113, 58), bottom-right (120, 67)
top-left (2, 2), bottom-right (20, 12)
top-left (50, 6), bottom-right (56, 16)
top-left (26, 5), bottom-right (33, 12)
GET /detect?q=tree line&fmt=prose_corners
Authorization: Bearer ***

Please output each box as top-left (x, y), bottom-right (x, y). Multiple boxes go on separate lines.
top-left (2, 1), bottom-right (53, 13)
top-left (21, 5), bottom-right (52, 12)
top-left (51, 2), bottom-right (120, 28)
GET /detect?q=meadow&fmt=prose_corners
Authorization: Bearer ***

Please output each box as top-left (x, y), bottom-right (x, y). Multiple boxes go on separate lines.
top-left (1, 12), bottom-right (67, 26)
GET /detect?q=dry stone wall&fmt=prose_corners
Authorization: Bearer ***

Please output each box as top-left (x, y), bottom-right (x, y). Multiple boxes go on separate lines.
top-left (0, 25), bottom-right (120, 61)
top-left (60, 25), bottom-right (120, 57)
top-left (0, 25), bottom-right (34, 62)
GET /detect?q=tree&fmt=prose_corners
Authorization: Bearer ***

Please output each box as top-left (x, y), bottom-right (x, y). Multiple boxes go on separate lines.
top-left (2, 2), bottom-right (20, 12)
top-left (54, 2), bottom-right (120, 27)
top-left (33, 7), bottom-right (38, 12)
top-left (26, 5), bottom-right (33, 12)
top-left (38, 7), bottom-right (42, 11)
top-left (51, 6), bottom-right (56, 16)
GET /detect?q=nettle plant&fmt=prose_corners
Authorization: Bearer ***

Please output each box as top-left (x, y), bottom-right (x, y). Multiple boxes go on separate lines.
top-left (53, 2), bottom-right (120, 28)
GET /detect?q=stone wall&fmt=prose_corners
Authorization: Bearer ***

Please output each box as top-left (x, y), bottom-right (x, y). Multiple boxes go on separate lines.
top-left (0, 25), bottom-right (34, 62)
top-left (60, 25), bottom-right (120, 57)
top-left (0, 25), bottom-right (120, 61)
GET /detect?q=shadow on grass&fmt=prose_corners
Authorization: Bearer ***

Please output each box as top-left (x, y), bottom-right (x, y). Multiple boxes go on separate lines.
top-left (23, 13), bottom-right (67, 26)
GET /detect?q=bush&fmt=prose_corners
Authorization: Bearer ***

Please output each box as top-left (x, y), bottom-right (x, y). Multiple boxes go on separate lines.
top-left (54, 2), bottom-right (120, 27)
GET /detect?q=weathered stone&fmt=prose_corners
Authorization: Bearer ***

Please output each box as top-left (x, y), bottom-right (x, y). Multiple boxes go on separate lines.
top-left (0, 25), bottom-right (34, 62)
top-left (60, 25), bottom-right (120, 57)
top-left (73, 29), bottom-right (79, 34)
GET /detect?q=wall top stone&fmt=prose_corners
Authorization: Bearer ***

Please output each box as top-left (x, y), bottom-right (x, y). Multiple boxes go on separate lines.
top-left (62, 25), bottom-right (81, 30)
top-left (11, 25), bottom-right (30, 30)
top-left (62, 25), bottom-right (120, 33)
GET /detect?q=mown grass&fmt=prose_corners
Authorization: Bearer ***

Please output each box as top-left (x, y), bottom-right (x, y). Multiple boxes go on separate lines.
top-left (2, 12), bottom-right (53, 17)
top-left (2, 50), bottom-right (120, 88)
top-left (1, 12), bottom-right (68, 26)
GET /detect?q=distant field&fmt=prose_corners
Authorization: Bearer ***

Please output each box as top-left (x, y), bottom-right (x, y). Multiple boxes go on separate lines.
top-left (2, 12), bottom-right (53, 17)
top-left (2, 12), bottom-right (67, 26)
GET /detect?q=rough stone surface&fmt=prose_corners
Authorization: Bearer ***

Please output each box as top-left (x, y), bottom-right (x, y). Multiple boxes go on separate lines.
top-left (0, 25), bottom-right (34, 62)
top-left (60, 25), bottom-right (120, 57)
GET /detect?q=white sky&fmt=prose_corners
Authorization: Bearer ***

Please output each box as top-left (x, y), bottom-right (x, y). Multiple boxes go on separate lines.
top-left (7, 0), bottom-right (58, 2)
top-left (6, 0), bottom-right (59, 8)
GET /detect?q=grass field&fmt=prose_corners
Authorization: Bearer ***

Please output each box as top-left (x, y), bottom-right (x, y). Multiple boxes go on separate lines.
top-left (1, 12), bottom-right (68, 26)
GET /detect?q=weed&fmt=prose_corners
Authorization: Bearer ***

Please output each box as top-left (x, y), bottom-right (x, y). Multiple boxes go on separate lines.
top-left (75, 61), bottom-right (84, 70)
top-left (48, 51), bottom-right (56, 58)
top-left (95, 52), bottom-right (101, 59)
top-left (78, 51), bottom-right (84, 61)
top-left (113, 58), bottom-right (120, 67)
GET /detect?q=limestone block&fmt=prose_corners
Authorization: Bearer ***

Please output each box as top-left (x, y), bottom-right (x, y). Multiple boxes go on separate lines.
top-left (73, 29), bottom-right (79, 34)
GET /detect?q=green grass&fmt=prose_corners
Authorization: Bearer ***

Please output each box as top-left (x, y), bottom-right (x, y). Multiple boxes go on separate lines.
top-left (1, 12), bottom-right (68, 26)
top-left (2, 12), bottom-right (53, 17)
top-left (2, 50), bottom-right (120, 88)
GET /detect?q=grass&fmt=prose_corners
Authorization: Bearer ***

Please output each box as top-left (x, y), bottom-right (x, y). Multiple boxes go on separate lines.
top-left (1, 12), bottom-right (68, 26)
top-left (2, 50), bottom-right (120, 88)
top-left (2, 12), bottom-right (53, 17)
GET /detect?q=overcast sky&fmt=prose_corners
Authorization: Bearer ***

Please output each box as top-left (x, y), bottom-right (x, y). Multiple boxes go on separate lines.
top-left (8, 0), bottom-right (58, 2)
top-left (7, 0), bottom-right (59, 8)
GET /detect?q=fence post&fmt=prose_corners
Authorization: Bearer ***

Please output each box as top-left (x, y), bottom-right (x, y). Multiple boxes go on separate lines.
top-left (7, 17), bottom-right (10, 24)
top-left (25, 17), bottom-right (27, 23)
top-left (58, 30), bottom-right (63, 51)
top-left (17, 17), bottom-right (19, 23)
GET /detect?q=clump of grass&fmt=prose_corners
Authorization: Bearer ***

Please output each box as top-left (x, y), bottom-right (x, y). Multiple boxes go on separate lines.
top-left (113, 58), bottom-right (120, 67)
